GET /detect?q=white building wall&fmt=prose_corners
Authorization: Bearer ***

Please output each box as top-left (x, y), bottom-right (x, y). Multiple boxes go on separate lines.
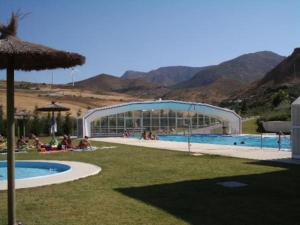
top-left (292, 97), bottom-right (300, 159)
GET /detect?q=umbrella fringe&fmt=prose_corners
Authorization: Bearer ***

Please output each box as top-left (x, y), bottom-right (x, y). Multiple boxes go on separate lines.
top-left (0, 13), bottom-right (17, 38)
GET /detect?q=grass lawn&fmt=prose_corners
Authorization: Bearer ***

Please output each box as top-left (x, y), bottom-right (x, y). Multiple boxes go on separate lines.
top-left (242, 119), bottom-right (259, 134)
top-left (1, 140), bottom-right (300, 225)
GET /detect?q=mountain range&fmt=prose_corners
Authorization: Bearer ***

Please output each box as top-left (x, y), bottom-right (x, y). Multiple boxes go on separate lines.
top-left (122, 66), bottom-right (213, 86)
top-left (74, 50), bottom-right (286, 104)
top-left (230, 48), bottom-right (300, 109)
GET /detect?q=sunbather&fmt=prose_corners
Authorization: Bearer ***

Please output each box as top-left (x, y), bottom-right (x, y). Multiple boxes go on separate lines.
top-left (0, 134), bottom-right (5, 143)
top-left (16, 136), bottom-right (27, 149)
top-left (58, 135), bottom-right (68, 150)
top-left (34, 138), bottom-right (46, 152)
top-left (66, 135), bottom-right (74, 149)
top-left (78, 136), bottom-right (91, 149)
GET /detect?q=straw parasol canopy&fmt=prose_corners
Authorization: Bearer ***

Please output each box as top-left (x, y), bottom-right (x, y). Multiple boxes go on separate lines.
top-left (0, 13), bottom-right (85, 225)
top-left (14, 110), bottom-right (30, 119)
top-left (37, 101), bottom-right (70, 112)
top-left (0, 14), bottom-right (85, 70)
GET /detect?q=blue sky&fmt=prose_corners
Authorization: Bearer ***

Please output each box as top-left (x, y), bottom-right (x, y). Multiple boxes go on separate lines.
top-left (0, 0), bottom-right (299, 84)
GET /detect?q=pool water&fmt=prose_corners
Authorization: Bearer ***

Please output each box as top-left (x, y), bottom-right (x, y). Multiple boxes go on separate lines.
top-left (0, 161), bottom-right (71, 180)
top-left (158, 135), bottom-right (291, 150)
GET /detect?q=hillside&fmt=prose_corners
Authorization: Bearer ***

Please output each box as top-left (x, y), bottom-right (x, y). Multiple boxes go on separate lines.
top-left (0, 81), bottom-right (143, 116)
top-left (122, 66), bottom-right (211, 86)
top-left (74, 73), bottom-right (159, 91)
top-left (164, 77), bottom-right (243, 104)
top-left (175, 51), bottom-right (285, 89)
top-left (72, 51), bottom-right (286, 105)
top-left (258, 48), bottom-right (300, 86)
top-left (74, 74), bottom-right (126, 91)
top-left (237, 48), bottom-right (300, 102)
top-left (222, 48), bottom-right (300, 118)
top-left (74, 73), bottom-right (169, 98)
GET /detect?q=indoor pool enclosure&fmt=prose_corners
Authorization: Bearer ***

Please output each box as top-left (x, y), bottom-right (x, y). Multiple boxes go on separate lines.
top-left (79, 100), bottom-right (242, 137)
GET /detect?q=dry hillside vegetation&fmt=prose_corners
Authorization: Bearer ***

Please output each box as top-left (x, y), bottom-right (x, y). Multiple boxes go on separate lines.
top-left (0, 81), bottom-right (144, 115)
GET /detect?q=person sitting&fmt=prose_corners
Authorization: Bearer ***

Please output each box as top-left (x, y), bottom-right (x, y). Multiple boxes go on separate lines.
top-left (148, 131), bottom-right (154, 140)
top-left (66, 135), bottom-right (73, 149)
top-left (140, 130), bottom-right (147, 140)
top-left (78, 136), bottom-right (91, 149)
top-left (16, 136), bottom-right (27, 149)
top-left (58, 135), bottom-right (68, 150)
top-left (34, 138), bottom-right (46, 152)
top-left (0, 134), bottom-right (4, 144)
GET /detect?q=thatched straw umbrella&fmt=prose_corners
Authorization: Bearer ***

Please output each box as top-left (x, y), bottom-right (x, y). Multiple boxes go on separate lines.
top-left (37, 101), bottom-right (70, 144)
top-left (0, 13), bottom-right (85, 225)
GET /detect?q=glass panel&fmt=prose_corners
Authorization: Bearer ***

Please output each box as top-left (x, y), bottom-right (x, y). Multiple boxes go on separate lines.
top-left (133, 111), bottom-right (141, 118)
top-left (205, 116), bottom-right (210, 125)
top-left (126, 119), bottom-right (134, 128)
top-left (152, 117), bottom-right (159, 127)
top-left (143, 117), bottom-right (150, 127)
top-left (125, 111), bottom-right (132, 117)
top-left (169, 110), bottom-right (176, 117)
top-left (109, 117), bottom-right (116, 127)
top-left (101, 117), bottom-right (109, 128)
top-left (169, 117), bottom-right (176, 129)
top-left (151, 110), bottom-right (160, 117)
top-left (117, 117), bottom-right (124, 129)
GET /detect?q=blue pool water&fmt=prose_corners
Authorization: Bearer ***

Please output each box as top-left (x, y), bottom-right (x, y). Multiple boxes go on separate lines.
top-left (0, 161), bottom-right (71, 180)
top-left (158, 135), bottom-right (291, 150)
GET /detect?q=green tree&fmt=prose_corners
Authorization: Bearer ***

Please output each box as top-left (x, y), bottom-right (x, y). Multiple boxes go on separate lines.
top-left (63, 112), bottom-right (73, 135)
top-left (240, 100), bottom-right (248, 115)
top-left (29, 106), bottom-right (42, 136)
top-left (42, 112), bottom-right (51, 136)
top-left (56, 111), bottom-right (63, 136)
top-left (272, 90), bottom-right (289, 107)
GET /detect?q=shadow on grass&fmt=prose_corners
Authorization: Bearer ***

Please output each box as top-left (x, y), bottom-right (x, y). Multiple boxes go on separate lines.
top-left (116, 161), bottom-right (300, 225)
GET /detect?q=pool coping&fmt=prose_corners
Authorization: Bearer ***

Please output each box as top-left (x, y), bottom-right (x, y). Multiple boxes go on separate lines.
top-left (0, 160), bottom-right (101, 191)
top-left (92, 137), bottom-right (299, 164)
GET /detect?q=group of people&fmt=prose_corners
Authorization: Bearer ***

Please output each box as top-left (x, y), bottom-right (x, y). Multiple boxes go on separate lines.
top-left (35, 135), bottom-right (92, 152)
top-left (140, 130), bottom-right (159, 140)
top-left (123, 129), bottom-right (159, 140)
top-left (0, 133), bottom-right (92, 153)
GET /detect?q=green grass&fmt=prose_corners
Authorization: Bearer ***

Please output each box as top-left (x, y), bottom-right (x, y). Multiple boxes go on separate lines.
top-left (242, 119), bottom-right (259, 134)
top-left (1, 141), bottom-right (300, 225)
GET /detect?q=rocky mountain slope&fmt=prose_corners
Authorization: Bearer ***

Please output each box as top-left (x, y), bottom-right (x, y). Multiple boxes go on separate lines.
top-left (74, 51), bottom-right (286, 105)
top-left (175, 51), bottom-right (285, 89)
top-left (122, 66), bottom-right (211, 86)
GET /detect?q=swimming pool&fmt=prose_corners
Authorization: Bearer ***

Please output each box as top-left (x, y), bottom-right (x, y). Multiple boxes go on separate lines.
top-left (0, 161), bottom-right (71, 180)
top-left (158, 135), bottom-right (291, 150)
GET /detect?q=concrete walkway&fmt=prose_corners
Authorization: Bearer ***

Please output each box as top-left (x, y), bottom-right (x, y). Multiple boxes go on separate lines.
top-left (92, 137), bottom-right (298, 164)
top-left (0, 160), bottom-right (101, 191)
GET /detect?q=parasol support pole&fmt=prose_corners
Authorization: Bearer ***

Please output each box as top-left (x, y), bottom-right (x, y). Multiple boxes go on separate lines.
top-left (7, 65), bottom-right (16, 225)
top-left (51, 111), bottom-right (56, 143)
top-left (23, 119), bottom-right (26, 137)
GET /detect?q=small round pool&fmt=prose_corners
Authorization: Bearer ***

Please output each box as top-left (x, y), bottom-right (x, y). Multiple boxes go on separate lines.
top-left (0, 161), bottom-right (71, 181)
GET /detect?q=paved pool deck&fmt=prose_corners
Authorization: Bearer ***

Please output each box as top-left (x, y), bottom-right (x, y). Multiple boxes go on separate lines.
top-left (0, 160), bottom-right (101, 191)
top-left (92, 137), bottom-right (299, 164)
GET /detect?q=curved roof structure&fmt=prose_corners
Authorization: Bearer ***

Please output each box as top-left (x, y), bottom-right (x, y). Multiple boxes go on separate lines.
top-left (81, 100), bottom-right (242, 137)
